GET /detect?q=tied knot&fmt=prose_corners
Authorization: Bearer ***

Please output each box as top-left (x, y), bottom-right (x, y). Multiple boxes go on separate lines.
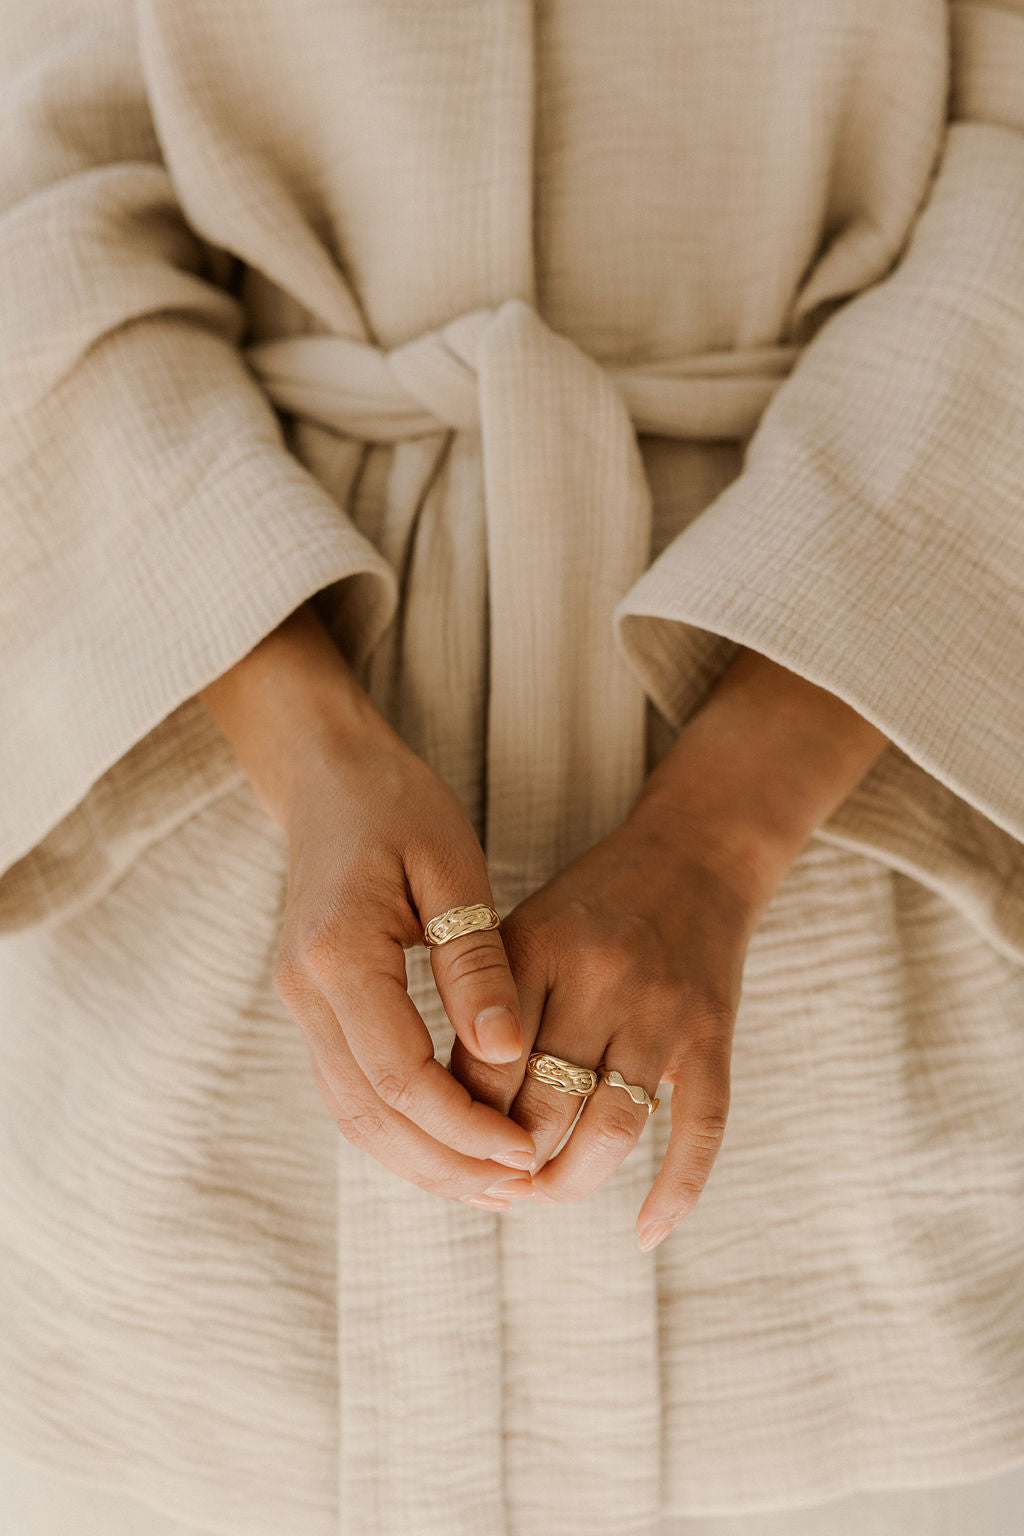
top-left (243, 296), bottom-right (799, 444)
top-left (243, 305), bottom-right (494, 439)
top-left (240, 293), bottom-right (804, 895)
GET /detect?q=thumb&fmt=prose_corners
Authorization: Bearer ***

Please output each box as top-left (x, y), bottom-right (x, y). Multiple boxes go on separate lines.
top-left (408, 849), bottom-right (524, 1068)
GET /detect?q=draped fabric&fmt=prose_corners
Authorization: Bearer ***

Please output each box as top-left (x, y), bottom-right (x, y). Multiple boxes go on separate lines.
top-left (243, 306), bottom-right (799, 907)
top-left (2, 3), bottom-right (1024, 1534)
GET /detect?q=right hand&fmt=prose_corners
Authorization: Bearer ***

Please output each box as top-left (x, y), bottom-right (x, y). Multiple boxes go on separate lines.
top-left (198, 601), bottom-right (538, 1204)
top-left (272, 706), bottom-right (540, 1204)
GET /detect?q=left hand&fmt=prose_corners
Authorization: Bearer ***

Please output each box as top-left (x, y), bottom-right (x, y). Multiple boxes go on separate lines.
top-left (447, 647), bottom-right (890, 1247)
top-left (447, 791), bottom-right (782, 1252)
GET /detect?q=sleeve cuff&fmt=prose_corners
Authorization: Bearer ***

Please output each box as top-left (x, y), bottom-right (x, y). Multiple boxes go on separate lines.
top-left (613, 125), bottom-right (1024, 967)
top-left (0, 411), bottom-right (397, 933)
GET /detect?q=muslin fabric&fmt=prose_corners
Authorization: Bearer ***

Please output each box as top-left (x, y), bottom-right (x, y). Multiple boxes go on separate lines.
top-left (0, 1441), bottom-right (204, 1536)
top-left (3, 1438), bottom-right (1024, 1536)
top-left (2, 3), bottom-right (1024, 1534)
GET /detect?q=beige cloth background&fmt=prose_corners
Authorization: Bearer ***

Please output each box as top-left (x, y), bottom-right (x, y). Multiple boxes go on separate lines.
top-left (3, 1439), bottom-right (1024, 1536)
top-left (2, 3), bottom-right (1024, 1534)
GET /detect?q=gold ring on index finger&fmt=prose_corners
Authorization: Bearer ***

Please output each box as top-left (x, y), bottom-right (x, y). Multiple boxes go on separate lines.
top-left (423, 903), bottom-right (501, 947)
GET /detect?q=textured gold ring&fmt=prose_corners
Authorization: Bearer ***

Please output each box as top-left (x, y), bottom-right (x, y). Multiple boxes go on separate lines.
top-left (525, 1052), bottom-right (600, 1099)
top-left (423, 902), bottom-right (501, 947)
top-left (598, 1064), bottom-right (661, 1117)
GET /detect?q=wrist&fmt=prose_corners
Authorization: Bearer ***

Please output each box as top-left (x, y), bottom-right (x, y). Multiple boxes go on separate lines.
top-left (630, 647), bottom-right (890, 905)
top-left (197, 600), bottom-right (396, 828)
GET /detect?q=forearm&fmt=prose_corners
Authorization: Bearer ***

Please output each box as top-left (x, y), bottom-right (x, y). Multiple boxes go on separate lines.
top-left (630, 645), bottom-right (890, 904)
top-left (196, 599), bottom-right (395, 828)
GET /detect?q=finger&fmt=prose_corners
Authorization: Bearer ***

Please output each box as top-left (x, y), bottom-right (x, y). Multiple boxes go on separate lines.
top-left (293, 984), bottom-right (536, 1204)
top-left (447, 954), bottom-right (548, 1120)
top-left (277, 911), bottom-right (536, 1170)
top-left (308, 1052), bottom-right (530, 1209)
top-left (502, 975), bottom-right (608, 1175)
top-left (527, 1034), bottom-right (659, 1204)
top-left (634, 1030), bottom-right (732, 1251)
top-left (408, 849), bottom-right (526, 1068)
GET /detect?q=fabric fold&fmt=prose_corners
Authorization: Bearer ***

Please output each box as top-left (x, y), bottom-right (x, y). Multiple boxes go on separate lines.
top-left (615, 118), bottom-right (1024, 968)
top-left (0, 8), bottom-right (399, 934)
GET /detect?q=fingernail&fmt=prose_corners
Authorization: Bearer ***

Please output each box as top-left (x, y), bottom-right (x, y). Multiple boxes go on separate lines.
top-left (530, 1190), bottom-right (556, 1204)
top-left (461, 1194), bottom-right (512, 1210)
top-left (637, 1220), bottom-right (675, 1253)
top-left (483, 1174), bottom-right (532, 1198)
top-left (473, 1006), bottom-right (522, 1063)
top-left (491, 1148), bottom-right (535, 1171)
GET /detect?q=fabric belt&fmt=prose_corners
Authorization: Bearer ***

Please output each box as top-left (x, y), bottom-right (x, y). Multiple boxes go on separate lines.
top-left (244, 297), bottom-right (797, 908)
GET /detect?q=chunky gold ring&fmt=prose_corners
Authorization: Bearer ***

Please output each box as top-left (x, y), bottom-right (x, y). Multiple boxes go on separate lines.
top-left (423, 902), bottom-right (501, 947)
top-left (525, 1052), bottom-right (600, 1099)
top-left (598, 1064), bottom-right (660, 1117)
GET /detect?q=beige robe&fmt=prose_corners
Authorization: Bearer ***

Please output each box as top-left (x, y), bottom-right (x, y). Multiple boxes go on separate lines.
top-left (2, 2), bottom-right (1024, 1533)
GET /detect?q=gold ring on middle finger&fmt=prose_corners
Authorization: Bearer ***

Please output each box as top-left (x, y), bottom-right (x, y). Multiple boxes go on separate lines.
top-left (525, 1051), bottom-right (600, 1099)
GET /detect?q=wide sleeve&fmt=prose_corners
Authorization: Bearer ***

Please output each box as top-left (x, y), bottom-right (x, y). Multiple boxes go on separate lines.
top-left (614, 0), bottom-right (1024, 967)
top-left (0, 4), bottom-right (399, 932)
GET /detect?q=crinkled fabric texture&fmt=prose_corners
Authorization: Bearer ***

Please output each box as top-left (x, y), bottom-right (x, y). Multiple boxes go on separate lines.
top-left (2, 2), bottom-right (1024, 1534)
top-left (2, 1435), bottom-right (1024, 1536)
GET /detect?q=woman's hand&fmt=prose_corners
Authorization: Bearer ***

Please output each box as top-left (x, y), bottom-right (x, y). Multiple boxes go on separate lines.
top-left (449, 798), bottom-right (769, 1248)
top-left (198, 601), bottom-right (539, 1201)
top-left (448, 647), bottom-right (891, 1249)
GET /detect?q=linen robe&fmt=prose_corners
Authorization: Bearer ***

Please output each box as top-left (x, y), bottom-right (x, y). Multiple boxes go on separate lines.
top-left (2, 2), bottom-right (1024, 1533)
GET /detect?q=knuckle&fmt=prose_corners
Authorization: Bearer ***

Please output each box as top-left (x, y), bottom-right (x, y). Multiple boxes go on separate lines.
top-left (452, 1058), bottom-right (516, 1114)
top-left (584, 931), bottom-right (668, 996)
top-left (272, 950), bottom-right (308, 1001)
top-left (396, 1154), bottom-right (463, 1202)
top-left (585, 932), bottom-right (635, 988)
top-left (374, 1065), bottom-right (422, 1116)
top-left (519, 1096), bottom-right (568, 1144)
top-left (290, 888), bottom-right (349, 977)
top-left (592, 1101), bottom-right (643, 1154)
top-left (333, 1102), bottom-right (387, 1147)
top-left (439, 937), bottom-right (510, 986)
top-left (684, 1108), bottom-right (729, 1161)
top-left (588, 909), bottom-right (661, 983)
top-left (301, 924), bottom-right (346, 984)
top-left (679, 1013), bottom-right (735, 1070)
top-left (299, 894), bottom-right (397, 986)
top-left (670, 1177), bottom-right (708, 1216)
top-left (642, 971), bottom-right (685, 1015)
top-left (297, 921), bottom-right (342, 983)
top-left (687, 987), bottom-right (738, 1037)
top-left (431, 1163), bottom-right (466, 1199)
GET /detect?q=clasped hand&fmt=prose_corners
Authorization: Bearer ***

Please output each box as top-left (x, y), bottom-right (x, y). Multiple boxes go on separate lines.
top-left (272, 701), bottom-right (784, 1253)
top-left (208, 609), bottom-right (885, 1253)
top-left (447, 803), bottom-right (772, 1247)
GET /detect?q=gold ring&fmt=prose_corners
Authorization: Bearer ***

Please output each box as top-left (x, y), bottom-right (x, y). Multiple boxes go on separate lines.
top-left (525, 1052), bottom-right (600, 1099)
top-left (597, 1064), bottom-right (660, 1117)
top-left (423, 902), bottom-right (501, 947)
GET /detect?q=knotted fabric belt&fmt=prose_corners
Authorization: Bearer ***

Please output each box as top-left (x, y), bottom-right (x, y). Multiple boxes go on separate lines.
top-left (244, 297), bottom-right (797, 908)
